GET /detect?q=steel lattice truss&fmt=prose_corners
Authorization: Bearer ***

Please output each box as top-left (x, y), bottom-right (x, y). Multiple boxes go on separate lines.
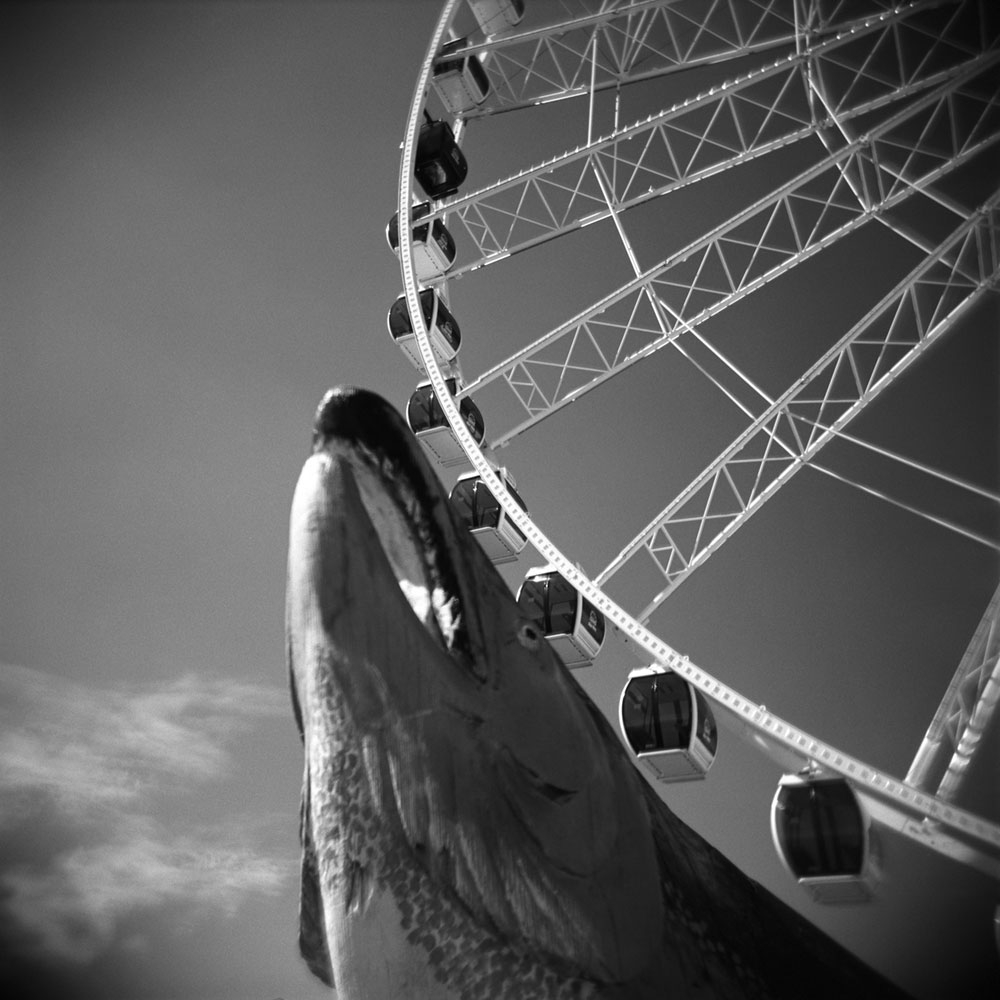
top-left (462, 52), bottom-right (998, 438)
top-left (439, 3), bottom-right (999, 622)
top-left (448, 0), bottom-right (912, 115)
top-left (594, 195), bottom-right (1000, 617)
top-left (439, 0), bottom-right (993, 279)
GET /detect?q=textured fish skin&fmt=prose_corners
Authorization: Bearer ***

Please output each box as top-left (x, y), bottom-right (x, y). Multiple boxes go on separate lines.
top-left (286, 386), bottom-right (912, 1000)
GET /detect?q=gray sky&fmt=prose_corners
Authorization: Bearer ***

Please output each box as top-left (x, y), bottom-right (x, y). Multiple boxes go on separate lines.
top-left (2, 2), bottom-right (998, 998)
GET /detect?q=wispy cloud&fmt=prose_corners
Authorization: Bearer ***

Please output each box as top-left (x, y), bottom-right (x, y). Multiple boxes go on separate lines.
top-left (0, 664), bottom-right (291, 963)
top-left (0, 665), bottom-right (286, 814)
top-left (1, 815), bottom-right (286, 961)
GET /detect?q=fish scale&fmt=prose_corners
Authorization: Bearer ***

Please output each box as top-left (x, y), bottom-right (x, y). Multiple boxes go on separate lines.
top-left (296, 640), bottom-right (598, 999)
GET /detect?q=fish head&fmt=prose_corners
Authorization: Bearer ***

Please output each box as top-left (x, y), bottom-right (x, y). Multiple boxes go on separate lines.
top-left (287, 387), bottom-right (664, 986)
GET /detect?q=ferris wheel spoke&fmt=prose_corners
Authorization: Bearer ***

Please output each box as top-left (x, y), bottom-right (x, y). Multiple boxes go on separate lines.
top-left (436, 1), bottom-right (988, 277)
top-left (452, 0), bottom-right (801, 113)
top-left (467, 55), bottom-right (999, 444)
top-left (807, 460), bottom-right (1000, 550)
top-left (593, 194), bottom-right (1000, 618)
top-left (796, 1), bottom-right (994, 220)
top-left (446, 0), bottom-right (932, 116)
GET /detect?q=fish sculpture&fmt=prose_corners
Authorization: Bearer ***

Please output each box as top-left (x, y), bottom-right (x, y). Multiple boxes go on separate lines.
top-left (286, 386), bottom-right (911, 1000)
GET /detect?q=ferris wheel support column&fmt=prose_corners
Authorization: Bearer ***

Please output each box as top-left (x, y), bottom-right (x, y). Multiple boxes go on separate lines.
top-left (906, 582), bottom-right (1000, 801)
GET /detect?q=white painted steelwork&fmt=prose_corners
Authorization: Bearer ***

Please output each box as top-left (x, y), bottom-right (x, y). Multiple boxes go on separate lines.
top-left (397, 0), bottom-right (1000, 883)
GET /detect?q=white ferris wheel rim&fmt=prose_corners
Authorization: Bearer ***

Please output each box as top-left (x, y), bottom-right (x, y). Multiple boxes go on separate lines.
top-left (396, 0), bottom-right (1000, 870)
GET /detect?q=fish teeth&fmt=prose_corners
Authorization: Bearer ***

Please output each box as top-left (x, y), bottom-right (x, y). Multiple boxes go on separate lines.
top-left (357, 444), bottom-right (465, 654)
top-left (398, 579), bottom-right (434, 629)
top-left (432, 588), bottom-right (461, 647)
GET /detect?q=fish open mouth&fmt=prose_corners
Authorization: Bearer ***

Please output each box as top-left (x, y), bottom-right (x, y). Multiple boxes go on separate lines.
top-left (311, 386), bottom-right (473, 659)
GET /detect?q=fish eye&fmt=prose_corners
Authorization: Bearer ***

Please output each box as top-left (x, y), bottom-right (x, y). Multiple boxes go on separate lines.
top-left (516, 621), bottom-right (542, 650)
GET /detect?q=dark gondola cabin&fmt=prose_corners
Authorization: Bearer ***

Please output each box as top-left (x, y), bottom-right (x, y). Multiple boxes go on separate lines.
top-left (406, 378), bottom-right (485, 468)
top-left (449, 469), bottom-right (527, 564)
top-left (433, 38), bottom-right (490, 115)
top-left (771, 772), bottom-right (878, 904)
top-left (619, 666), bottom-right (717, 782)
top-left (386, 203), bottom-right (456, 282)
top-left (515, 567), bottom-right (605, 669)
top-left (415, 117), bottom-right (468, 201)
top-left (387, 291), bottom-right (461, 371)
top-left (468, 0), bottom-right (525, 36)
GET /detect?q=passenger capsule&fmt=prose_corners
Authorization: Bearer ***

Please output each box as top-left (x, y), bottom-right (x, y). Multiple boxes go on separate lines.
top-left (515, 566), bottom-right (605, 669)
top-left (432, 38), bottom-right (490, 115)
top-left (449, 469), bottom-right (527, 564)
top-left (387, 291), bottom-right (461, 372)
top-left (771, 773), bottom-right (878, 904)
top-left (619, 666), bottom-right (717, 782)
top-left (386, 203), bottom-right (456, 282)
top-left (415, 116), bottom-right (468, 201)
top-left (468, 0), bottom-right (525, 36)
top-left (406, 378), bottom-right (485, 468)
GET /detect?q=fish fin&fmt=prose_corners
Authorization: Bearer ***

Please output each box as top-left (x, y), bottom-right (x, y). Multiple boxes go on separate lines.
top-left (373, 691), bottom-right (664, 985)
top-left (298, 765), bottom-right (334, 988)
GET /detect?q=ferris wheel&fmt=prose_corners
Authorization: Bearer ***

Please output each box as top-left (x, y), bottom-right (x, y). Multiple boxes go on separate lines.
top-left (391, 0), bottom-right (1000, 903)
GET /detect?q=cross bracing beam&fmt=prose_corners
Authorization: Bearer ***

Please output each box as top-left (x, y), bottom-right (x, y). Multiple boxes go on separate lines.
top-left (591, 194), bottom-right (1000, 620)
top-left (443, 0), bottom-right (920, 117)
top-left (796, 1), bottom-right (985, 247)
top-left (460, 56), bottom-right (1000, 440)
top-left (432, 1), bottom-right (990, 279)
